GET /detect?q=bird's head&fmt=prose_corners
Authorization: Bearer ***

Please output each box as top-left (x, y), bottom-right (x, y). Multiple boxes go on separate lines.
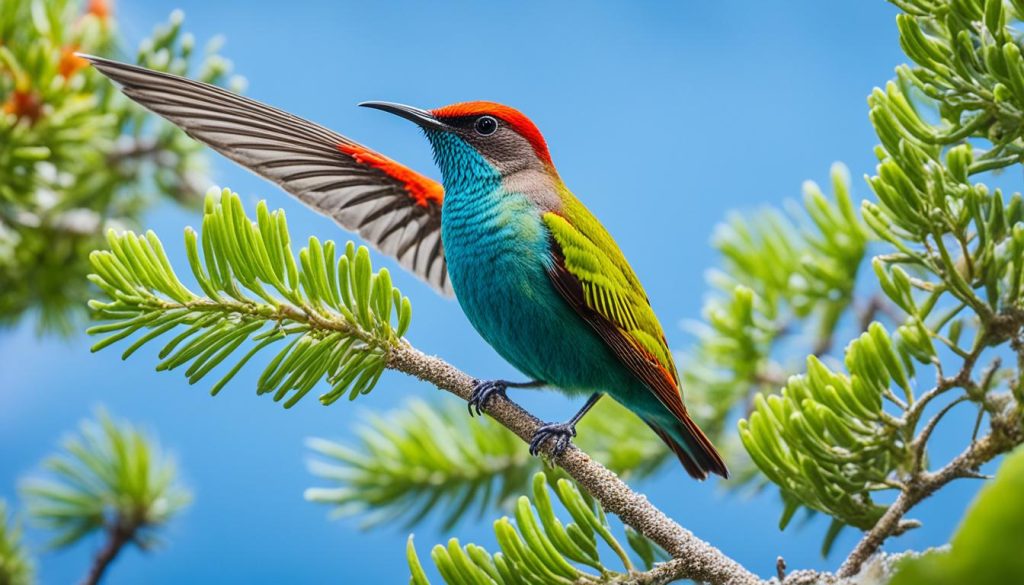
top-left (361, 100), bottom-right (558, 188)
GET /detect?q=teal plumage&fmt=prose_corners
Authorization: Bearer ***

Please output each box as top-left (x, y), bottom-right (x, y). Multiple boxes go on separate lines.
top-left (427, 126), bottom-right (727, 479)
top-left (432, 132), bottom-right (633, 397)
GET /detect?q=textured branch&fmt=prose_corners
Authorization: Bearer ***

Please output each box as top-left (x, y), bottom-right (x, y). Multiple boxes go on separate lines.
top-left (387, 344), bottom-right (762, 585)
top-left (82, 522), bottom-right (134, 585)
top-left (837, 396), bottom-right (1023, 577)
top-left (613, 559), bottom-right (689, 585)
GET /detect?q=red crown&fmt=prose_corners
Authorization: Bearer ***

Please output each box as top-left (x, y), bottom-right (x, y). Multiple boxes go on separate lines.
top-left (431, 101), bottom-right (552, 166)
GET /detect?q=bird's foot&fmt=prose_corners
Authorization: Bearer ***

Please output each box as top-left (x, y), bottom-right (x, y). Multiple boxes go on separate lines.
top-left (529, 422), bottom-right (577, 457)
top-left (468, 380), bottom-right (509, 416)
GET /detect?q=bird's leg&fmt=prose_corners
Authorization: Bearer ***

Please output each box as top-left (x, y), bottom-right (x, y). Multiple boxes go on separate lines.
top-left (468, 379), bottom-right (546, 416)
top-left (529, 393), bottom-right (603, 457)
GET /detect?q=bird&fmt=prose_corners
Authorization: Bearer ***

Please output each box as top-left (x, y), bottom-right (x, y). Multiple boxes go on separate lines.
top-left (82, 55), bottom-right (728, 480)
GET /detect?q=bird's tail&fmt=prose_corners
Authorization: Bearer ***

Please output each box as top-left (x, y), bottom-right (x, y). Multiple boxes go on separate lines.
top-left (644, 415), bottom-right (728, 480)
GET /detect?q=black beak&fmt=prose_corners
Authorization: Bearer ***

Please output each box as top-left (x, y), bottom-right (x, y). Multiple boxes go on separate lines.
top-left (359, 101), bottom-right (446, 131)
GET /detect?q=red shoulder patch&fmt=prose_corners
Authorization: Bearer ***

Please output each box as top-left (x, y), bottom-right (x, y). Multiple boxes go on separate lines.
top-left (431, 101), bottom-right (552, 166)
top-left (337, 143), bottom-right (443, 208)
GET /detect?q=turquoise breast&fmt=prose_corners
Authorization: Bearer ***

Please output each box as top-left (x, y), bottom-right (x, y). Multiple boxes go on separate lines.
top-left (430, 132), bottom-right (637, 397)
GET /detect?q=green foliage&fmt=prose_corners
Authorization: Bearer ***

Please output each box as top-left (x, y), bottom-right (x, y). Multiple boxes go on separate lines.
top-left (308, 0), bottom-right (1024, 564)
top-left (87, 188), bottom-right (412, 407)
top-left (20, 409), bottom-right (189, 550)
top-left (866, 0), bottom-right (1024, 323)
top-left (731, 0), bottom-right (1024, 552)
top-left (739, 323), bottom-right (908, 535)
top-left (0, 501), bottom-right (33, 585)
top-left (306, 398), bottom-right (535, 531)
top-left (405, 473), bottom-right (666, 584)
top-left (683, 164), bottom-right (869, 445)
top-left (889, 445), bottom-right (1024, 585)
top-left (0, 0), bottom-right (241, 333)
top-left (306, 397), bottom-right (669, 532)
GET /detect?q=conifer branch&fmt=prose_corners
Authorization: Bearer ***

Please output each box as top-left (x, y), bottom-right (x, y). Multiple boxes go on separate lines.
top-left (404, 474), bottom-right (728, 585)
top-left (87, 189), bottom-right (763, 585)
top-left (305, 399), bottom-right (538, 530)
top-left (21, 410), bottom-right (190, 584)
top-left (387, 345), bottom-right (762, 585)
top-left (839, 389), bottom-right (1023, 576)
top-left (305, 396), bottom-right (669, 531)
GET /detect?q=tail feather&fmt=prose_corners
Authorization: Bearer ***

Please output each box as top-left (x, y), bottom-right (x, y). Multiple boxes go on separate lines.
top-left (645, 415), bottom-right (728, 480)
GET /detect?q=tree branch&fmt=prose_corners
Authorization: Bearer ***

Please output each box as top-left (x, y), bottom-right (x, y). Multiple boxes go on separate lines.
top-left (387, 343), bottom-right (763, 585)
top-left (82, 520), bottom-right (134, 585)
top-left (837, 396), bottom-right (1023, 577)
top-left (616, 559), bottom-right (690, 585)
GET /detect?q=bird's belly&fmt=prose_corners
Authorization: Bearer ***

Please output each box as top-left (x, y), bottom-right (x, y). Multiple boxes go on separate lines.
top-left (443, 206), bottom-right (633, 395)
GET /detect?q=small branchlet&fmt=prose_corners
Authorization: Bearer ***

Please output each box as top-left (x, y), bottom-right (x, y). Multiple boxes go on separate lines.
top-left (306, 399), bottom-right (537, 531)
top-left (87, 188), bottom-right (411, 407)
top-left (740, 323), bottom-right (913, 550)
top-left (20, 409), bottom-right (190, 585)
top-left (304, 397), bottom-right (673, 532)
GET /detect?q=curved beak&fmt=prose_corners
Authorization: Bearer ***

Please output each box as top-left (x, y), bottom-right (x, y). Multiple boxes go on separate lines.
top-left (359, 101), bottom-right (446, 131)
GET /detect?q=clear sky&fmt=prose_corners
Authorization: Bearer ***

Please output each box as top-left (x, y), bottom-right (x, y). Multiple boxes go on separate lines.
top-left (0, 1), bottom-right (987, 583)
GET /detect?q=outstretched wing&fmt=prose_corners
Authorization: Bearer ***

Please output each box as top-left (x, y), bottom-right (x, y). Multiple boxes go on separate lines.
top-left (542, 205), bottom-right (684, 418)
top-left (83, 55), bottom-right (451, 295)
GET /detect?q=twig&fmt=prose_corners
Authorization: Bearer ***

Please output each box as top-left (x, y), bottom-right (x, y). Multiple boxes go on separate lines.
top-left (107, 137), bottom-right (163, 164)
top-left (616, 559), bottom-right (697, 585)
top-left (910, 394), bottom-right (969, 473)
top-left (837, 406), bottom-right (1022, 577)
top-left (387, 343), bottom-right (763, 585)
top-left (82, 520), bottom-right (135, 585)
top-left (857, 294), bottom-right (902, 332)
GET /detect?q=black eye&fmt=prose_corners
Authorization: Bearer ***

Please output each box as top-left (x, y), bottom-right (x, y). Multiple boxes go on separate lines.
top-left (474, 115), bottom-right (498, 135)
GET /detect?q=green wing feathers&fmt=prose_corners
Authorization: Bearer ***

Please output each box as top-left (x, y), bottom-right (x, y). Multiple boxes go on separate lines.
top-left (542, 210), bottom-right (678, 384)
top-left (543, 204), bottom-right (728, 479)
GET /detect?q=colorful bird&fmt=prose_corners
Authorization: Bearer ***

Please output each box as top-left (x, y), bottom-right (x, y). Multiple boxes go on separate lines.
top-left (83, 55), bottom-right (727, 479)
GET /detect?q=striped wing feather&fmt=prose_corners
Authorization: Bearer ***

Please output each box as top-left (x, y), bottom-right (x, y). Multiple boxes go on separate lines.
top-left (83, 55), bottom-right (451, 295)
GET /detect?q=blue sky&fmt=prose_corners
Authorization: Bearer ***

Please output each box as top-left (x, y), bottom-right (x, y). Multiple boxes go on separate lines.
top-left (0, 1), bottom-right (990, 583)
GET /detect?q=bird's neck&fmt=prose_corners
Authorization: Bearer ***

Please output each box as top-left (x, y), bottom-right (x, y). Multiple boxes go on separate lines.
top-left (427, 131), bottom-right (564, 214)
top-left (427, 131), bottom-right (503, 198)
top-left (428, 131), bottom-right (550, 259)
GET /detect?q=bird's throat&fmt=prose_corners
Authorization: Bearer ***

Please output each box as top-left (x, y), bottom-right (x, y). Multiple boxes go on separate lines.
top-left (425, 130), bottom-right (502, 194)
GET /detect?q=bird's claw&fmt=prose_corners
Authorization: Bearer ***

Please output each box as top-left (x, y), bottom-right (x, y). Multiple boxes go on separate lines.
top-left (468, 380), bottom-right (508, 416)
top-left (529, 422), bottom-right (577, 457)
